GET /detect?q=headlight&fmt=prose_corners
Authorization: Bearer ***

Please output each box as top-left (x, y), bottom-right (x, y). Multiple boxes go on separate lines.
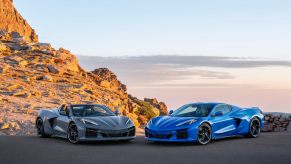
top-left (126, 119), bottom-right (133, 125)
top-left (176, 119), bottom-right (196, 127)
top-left (147, 119), bottom-right (152, 125)
top-left (80, 118), bottom-right (99, 126)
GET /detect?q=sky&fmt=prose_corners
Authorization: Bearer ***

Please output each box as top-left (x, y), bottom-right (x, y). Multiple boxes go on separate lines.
top-left (14, 0), bottom-right (291, 112)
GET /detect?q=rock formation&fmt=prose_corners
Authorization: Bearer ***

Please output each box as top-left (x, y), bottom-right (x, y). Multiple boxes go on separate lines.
top-left (144, 98), bottom-right (168, 115)
top-left (0, 0), bottom-right (38, 42)
top-left (0, 0), bottom-right (167, 135)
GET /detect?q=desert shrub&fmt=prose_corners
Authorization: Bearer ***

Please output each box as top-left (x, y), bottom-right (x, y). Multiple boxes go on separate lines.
top-left (135, 100), bottom-right (157, 119)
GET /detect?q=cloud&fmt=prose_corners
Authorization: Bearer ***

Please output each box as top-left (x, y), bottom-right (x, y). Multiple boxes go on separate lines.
top-left (77, 55), bottom-right (291, 87)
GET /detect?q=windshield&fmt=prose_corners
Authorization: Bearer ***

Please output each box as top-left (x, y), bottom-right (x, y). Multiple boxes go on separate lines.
top-left (71, 105), bottom-right (115, 117)
top-left (171, 104), bottom-right (214, 117)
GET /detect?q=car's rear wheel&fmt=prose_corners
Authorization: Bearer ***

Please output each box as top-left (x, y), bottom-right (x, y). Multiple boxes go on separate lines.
top-left (36, 118), bottom-right (50, 138)
top-left (248, 117), bottom-right (261, 138)
top-left (67, 123), bottom-right (79, 144)
top-left (197, 123), bottom-right (212, 145)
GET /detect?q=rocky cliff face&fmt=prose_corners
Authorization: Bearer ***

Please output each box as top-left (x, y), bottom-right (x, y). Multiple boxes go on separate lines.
top-left (0, 1), bottom-right (167, 135)
top-left (0, 0), bottom-right (38, 42)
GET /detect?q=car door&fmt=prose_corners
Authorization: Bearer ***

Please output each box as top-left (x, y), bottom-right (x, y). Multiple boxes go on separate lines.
top-left (54, 105), bottom-right (71, 136)
top-left (209, 104), bottom-right (236, 138)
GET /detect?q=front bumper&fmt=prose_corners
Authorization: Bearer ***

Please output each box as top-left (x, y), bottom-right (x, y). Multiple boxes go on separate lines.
top-left (78, 126), bottom-right (136, 141)
top-left (145, 127), bottom-right (198, 142)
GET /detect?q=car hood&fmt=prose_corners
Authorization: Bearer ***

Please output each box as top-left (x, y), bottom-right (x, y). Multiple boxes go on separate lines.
top-left (76, 116), bottom-right (131, 130)
top-left (148, 116), bottom-right (202, 130)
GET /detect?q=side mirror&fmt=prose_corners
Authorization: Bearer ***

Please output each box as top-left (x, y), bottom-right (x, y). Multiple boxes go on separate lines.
top-left (114, 109), bottom-right (120, 116)
top-left (169, 110), bottom-right (174, 115)
top-left (214, 111), bottom-right (223, 117)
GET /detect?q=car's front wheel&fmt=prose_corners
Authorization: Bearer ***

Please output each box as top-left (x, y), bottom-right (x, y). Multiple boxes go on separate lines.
top-left (67, 123), bottom-right (79, 144)
top-left (36, 118), bottom-right (50, 138)
top-left (197, 123), bottom-right (212, 145)
top-left (248, 117), bottom-right (261, 138)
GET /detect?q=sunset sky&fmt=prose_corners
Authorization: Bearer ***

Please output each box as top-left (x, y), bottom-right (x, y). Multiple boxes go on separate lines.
top-left (15, 0), bottom-right (291, 112)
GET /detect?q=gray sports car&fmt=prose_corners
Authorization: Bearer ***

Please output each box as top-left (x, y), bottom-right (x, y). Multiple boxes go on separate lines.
top-left (35, 104), bottom-right (136, 144)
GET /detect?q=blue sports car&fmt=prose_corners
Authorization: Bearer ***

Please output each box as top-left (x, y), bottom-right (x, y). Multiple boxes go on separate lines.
top-left (145, 102), bottom-right (264, 145)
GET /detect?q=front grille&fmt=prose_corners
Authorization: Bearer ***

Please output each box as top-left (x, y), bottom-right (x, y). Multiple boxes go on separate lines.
top-left (99, 127), bottom-right (135, 138)
top-left (151, 133), bottom-right (173, 139)
top-left (86, 128), bottom-right (98, 138)
top-left (145, 128), bottom-right (173, 139)
top-left (100, 132), bottom-right (128, 138)
top-left (176, 129), bottom-right (188, 139)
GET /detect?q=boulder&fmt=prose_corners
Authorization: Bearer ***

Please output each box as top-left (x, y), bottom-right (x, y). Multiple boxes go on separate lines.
top-left (5, 42), bottom-right (29, 50)
top-left (35, 43), bottom-right (51, 50)
top-left (11, 32), bottom-right (25, 42)
top-left (37, 75), bottom-right (53, 82)
top-left (13, 92), bottom-right (31, 98)
top-left (84, 89), bottom-right (93, 95)
top-left (4, 55), bottom-right (23, 64)
top-left (19, 76), bottom-right (30, 82)
top-left (47, 65), bottom-right (59, 74)
top-left (35, 64), bottom-right (49, 72)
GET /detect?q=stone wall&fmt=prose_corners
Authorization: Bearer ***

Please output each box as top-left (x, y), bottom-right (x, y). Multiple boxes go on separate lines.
top-left (262, 113), bottom-right (291, 132)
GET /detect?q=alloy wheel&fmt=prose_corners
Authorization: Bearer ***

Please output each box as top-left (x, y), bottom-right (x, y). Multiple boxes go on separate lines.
top-left (68, 124), bottom-right (79, 144)
top-left (198, 124), bottom-right (212, 145)
top-left (250, 118), bottom-right (261, 138)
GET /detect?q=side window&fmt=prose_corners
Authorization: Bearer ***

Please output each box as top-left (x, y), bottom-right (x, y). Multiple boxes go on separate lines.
top-left (59, 105), bottom-right (65, 112)
top-left (213, 105), bottom-right (232, 116)
top-left (59, 105), bottom-right (67, 115)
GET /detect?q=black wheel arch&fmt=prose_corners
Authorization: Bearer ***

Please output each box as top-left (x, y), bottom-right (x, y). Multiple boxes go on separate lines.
top-left (200, 121), bottom-right (212, 129)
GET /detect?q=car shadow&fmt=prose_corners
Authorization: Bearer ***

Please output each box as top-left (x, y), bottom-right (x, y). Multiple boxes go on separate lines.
top-left (146, 136), bottom-right (249, 147)
top-left (34, 135), bottom-right (252, 147)
top-left (40, 136), bottom-right (137, 146)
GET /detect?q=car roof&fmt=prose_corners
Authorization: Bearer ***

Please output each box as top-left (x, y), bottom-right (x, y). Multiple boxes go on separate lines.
top-left (189, 102), bottom-right (225, 106)
top-left (68, 104), bottom-right (105, 106)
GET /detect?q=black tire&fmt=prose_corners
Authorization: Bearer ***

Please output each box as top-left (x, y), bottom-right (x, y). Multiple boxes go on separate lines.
top-left (67, 123), bottom-right (79, 144)
top-left (197, 123), bottom-right (212, 145)
top-left (36, 118), bottom-right (50, 138)
top-left (248, 117), bottom-right (261, 138)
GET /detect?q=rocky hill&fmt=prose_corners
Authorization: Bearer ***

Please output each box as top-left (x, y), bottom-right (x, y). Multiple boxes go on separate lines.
top-left (0, 0), bottom-right (167, 135)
